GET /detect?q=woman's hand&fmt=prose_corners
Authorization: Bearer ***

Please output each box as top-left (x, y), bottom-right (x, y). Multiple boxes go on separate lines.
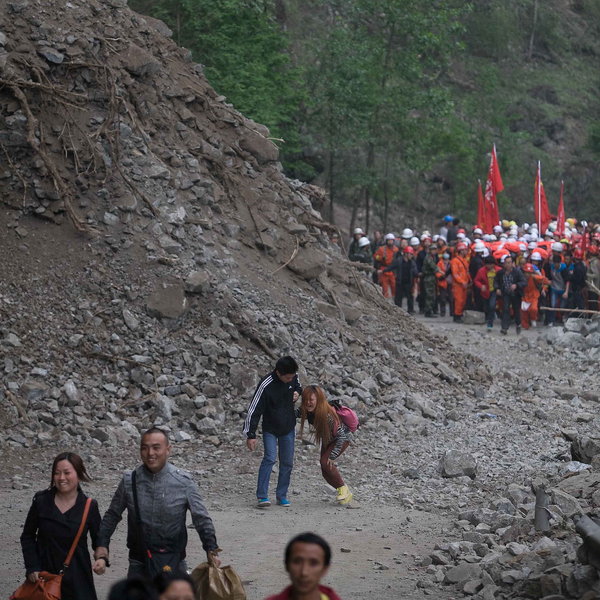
top-left (27, 572), bottom-right (40, 583)
top-left (92, 559), bottom-right (106, 575)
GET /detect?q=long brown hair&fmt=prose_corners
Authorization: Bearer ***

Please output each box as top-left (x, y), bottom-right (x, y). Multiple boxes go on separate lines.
top-left (50, 452), bottom-right (91, 489)
top-left (300, 386), bottom-right (340, 446)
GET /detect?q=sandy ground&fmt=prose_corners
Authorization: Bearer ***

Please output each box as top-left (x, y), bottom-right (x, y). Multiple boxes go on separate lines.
top-left (2, 310), bottom-right (596, 600)
top-left (0, 456), bottom-right (458, 600)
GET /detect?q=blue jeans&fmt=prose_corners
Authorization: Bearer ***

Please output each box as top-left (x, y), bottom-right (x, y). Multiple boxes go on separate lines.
top-left (257, 430), bottom-right (295, 500)
top-left (549, 289), bottom-right (567, 324)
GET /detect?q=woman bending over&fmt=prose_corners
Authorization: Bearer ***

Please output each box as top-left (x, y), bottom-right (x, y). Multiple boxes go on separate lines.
top-left (300, 385), bottom-right (354, 505)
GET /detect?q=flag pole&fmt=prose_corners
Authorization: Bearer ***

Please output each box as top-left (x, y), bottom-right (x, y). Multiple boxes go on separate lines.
top-left (537, 161), bottom-right (541, 232)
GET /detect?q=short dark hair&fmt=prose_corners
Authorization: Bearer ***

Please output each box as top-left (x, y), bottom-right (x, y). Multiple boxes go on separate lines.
top-left (108, 576), bottom-right (158, 600)
top-left (154, 571), bottom-right (195, 594)
top-left (484, 255), bottom-right (495, 265)
top-left (141, 427), bottom-right (169, 443)
top-left (453, 217), bottom-right (460, 226)
top-left (275, 356), bottom-right (298, 376)
top-left (285, 532), bottom-right (331, 568)
top-left (50, 452), bottom-right (91, 489)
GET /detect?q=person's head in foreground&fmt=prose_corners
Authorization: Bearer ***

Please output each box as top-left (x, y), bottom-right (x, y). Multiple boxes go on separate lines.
top-left (154, 571), bottom-right (196, 600)
top-left (285, 533), bottom-right (332, 598)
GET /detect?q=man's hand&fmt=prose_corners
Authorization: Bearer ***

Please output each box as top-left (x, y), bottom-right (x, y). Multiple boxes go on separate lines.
top-left (511, 284), bottom-right (517, 291)
top-left (27, 572), bottom-right (40, 583)
top-left (207, 550), bottom-right (221, 568)
top-left (562, 291), bottom-right (568, 299)
top-left (246, 438), bottom-right (257, 451)
top-left (293, 391), bottom-right (299, 402)
top-left (92, 559), bottom-right (106, 575)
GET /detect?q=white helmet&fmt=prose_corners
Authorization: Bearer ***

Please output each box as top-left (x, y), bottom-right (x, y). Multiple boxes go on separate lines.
top-left (531, 251), bottom-right (542, 261)
top-left (523, 223), bottom-right (530, 231)
top-left (499, 233), bottom-right (508, 240)
top-left (548, 222), bottom-right (557, 232)
top-left (529, 233), bottom-right (538, 241)
top-left (456, 232), bottom-right (466, 240)
top-left (483, 234), bottom-right (492, 241)
top-left (358, 236), bottom-right (371, 248)
top-left (432, 234), bottom-right (440, 242)
top-left (420, 232), bottom-right (431, 241)
top-left (482, 248), bottom-right (490, 258)
top-left (493, 225), bottom-right (503, 233)
top-left (384, 233), bottom-right (395, 241)
top-left (463, 237), bottom-right (471, 245)
top-left (401, 228), bottom-right (413, 239)
top-left (544, 229), bottom-right (554, 237)
top-left (410, 236), bottom-right (420, 246)
top-left (551, 241), bottom-right (564, 252)
top-left (473, 227), bottom-right (483, 235)
top-left (528, 241), bottom-right (537, 250)
top-left (474, 241), bottom-right (485, 252)
top-left (489, 234), bottom-right (497, 241)
top-left (353, 228), bottom-right (364, 235)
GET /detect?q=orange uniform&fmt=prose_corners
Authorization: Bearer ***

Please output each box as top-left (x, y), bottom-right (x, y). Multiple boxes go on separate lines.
top-left (450, 255), bottom-right (470, 317)
top-left (521, 273), bottom-right (549, 329)
top-left (436, 259), bottom-right (449, 289)
top-left (374, 245), bottom-right (398, 298)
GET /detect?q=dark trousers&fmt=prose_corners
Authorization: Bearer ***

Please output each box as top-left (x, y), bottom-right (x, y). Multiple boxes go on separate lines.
top-left (501, 294), bottom-right (521, 331)
top-left (395, 282), bottom-right (414, 312)
top-left (320, 441), bottom-right (349, 488)
top-left (485, 293), bottom-right (497, 327)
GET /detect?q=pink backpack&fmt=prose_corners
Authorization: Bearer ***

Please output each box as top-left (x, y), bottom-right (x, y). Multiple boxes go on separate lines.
top-left (330, 400), bottom-right (359, 432)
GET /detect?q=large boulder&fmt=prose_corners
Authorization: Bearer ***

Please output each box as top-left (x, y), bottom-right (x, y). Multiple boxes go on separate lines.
top-left (439, 449), bottom-right (478, 479)
top-left (288, 248), bottom-right (328, 280)
top-left (146, 282), bottom-right (188, 319)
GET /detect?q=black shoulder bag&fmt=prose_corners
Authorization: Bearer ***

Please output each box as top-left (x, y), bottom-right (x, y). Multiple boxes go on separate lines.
top-left (131, 470), bottom-right (183, 577)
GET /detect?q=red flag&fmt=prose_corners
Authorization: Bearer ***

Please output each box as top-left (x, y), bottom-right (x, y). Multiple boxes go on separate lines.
top-left (476, 180), bottom-right (485, 228)
top-left (534, 162), bottom-right (551, 233)
top-left (556, 181), bottom-right (565, 238)
top-left (483, 145), bottom-right (503, 233)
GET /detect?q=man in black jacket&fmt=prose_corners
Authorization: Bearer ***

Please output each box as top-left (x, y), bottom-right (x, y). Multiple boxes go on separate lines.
top-left (494, 256), bottom-right (526, 335)
top-left (243, 356), bottom-right (301, 508)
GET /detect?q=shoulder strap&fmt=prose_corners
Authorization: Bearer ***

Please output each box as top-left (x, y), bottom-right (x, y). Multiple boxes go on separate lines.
top-left (131, 470), bottom-right (150, 559)
top-left (63, 497), bottom-right (92, 569)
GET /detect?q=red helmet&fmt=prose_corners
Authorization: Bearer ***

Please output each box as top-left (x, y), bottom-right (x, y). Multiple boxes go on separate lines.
top-left (403, 246), bottom-right (415, 255)
top-left (456, 242), bottom-right (468, 251)
top-left (573, 248), bottom-right (584, 259)
top-left (522, 263), bottom-right (534, 273)
top-left (589, 246), bottom-right (599, 255)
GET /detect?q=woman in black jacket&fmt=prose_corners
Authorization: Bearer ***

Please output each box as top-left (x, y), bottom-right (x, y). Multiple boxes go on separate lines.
top-left (19, 452), bottom-right (102, 600)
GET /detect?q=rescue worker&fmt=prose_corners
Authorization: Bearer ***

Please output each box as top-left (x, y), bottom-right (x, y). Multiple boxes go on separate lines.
top-left (521, 263), bottom-right (549, 329)
top-left (347, 228), bottom-right (364, 259)
top-left (349, 236), bottom-right (372, 263)
top-left (569, 248), bottom-right (587, 313)
top-left (421, 244), bottom-right (440, 317)
top-left (436, 252), bottom-right (452, 317)
top-left (450, 242), bottom-right (470, 323)
top-left (385, 246), bottom-right (418, 312)
top-left (374, 233), bottom-right (399, 299)
top-left (494, 256), bottom-right (526, 335)
top-left (473, 255), bottom-right (501, 331)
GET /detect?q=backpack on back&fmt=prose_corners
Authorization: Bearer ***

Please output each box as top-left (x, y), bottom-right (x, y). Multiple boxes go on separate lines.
top-left (329, 399), bottom-right (359, 432)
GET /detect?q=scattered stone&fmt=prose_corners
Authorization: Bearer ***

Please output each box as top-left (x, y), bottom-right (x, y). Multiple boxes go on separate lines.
top-left (439, 450), bottom-right (478, 479)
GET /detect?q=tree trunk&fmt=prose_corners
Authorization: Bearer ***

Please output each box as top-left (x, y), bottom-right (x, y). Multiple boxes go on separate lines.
top-left (527, 0), bottom-right (539, 61)
top-left (383, 153), bottom-right (390, 231)
top-left (349, 194), bottom-right (360, 236)
top-left (328, 149), bottom-right (335, 224)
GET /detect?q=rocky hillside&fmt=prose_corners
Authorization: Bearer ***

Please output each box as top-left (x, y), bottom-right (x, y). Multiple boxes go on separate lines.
top-left (0, 0), bottom-right (482, 450)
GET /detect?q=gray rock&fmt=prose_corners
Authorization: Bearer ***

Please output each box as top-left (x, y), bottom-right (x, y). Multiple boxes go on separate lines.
top-left (154, 394), bottom-right (174, 422)
top-left (90, 428), bottom-right (109, 443)
top-left (21, 381), bottom-right (48, 402)
top-left (122, 308), bottom-right (140, 331)
top-left (532, 536), bottom-right (557, 552)
top-left (68, 334), bottom-right (84, 347)
top-left (4, 333), bottom-right (21, 347)
top-left (288, 248), bottom-right (328, 280)
top-left (174, 430), bottom-right (192, 442)
top-left (121, 43), bottom-right (161, 77)
top-left (239, 130), bottom-right (279, 164)
top-left (63, 380), bottom-right (80, 403)
top-left (37, 46), bottom-right (64, 64)
top-left (462, 310), bottom-right (486, 325)
top-left (564, 318), bottom-right (589, 335)
top-left (0, 32), bottom-right (6, 46)
top-left (103, 212), bottom-right (120, 226)
top-left (185, 270), bottom-right (211, 294)
top-left (444, 563), bottom-right (482, 585)
top-left (158, 235), bottom-right (183, 254)
top-left (147, 282), bottom-right (188, 319)
top-left (550, 489), bottom-right (582, 517)
top-left (571, 435), bottom-right (600, 464)
top-left (439, 449), bottom-right (478, 479)
top-left (405, 394), bottom-right (438, 419)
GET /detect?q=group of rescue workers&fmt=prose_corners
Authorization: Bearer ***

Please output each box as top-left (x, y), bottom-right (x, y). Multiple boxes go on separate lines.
top-left (343, 215), bottom-right (600, 335)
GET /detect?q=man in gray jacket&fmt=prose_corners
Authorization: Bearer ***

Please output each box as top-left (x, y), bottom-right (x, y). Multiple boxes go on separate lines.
top-left (93, 427), bottom-right (220, 576)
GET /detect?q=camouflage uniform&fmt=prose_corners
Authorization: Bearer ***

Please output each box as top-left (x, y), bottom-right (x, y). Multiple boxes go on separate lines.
top-left (421, 254), bottom-right (439, 316)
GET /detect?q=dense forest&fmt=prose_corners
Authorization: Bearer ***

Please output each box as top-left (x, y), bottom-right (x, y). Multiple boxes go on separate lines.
top-left (130, 0), bottom-right (600, 230)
